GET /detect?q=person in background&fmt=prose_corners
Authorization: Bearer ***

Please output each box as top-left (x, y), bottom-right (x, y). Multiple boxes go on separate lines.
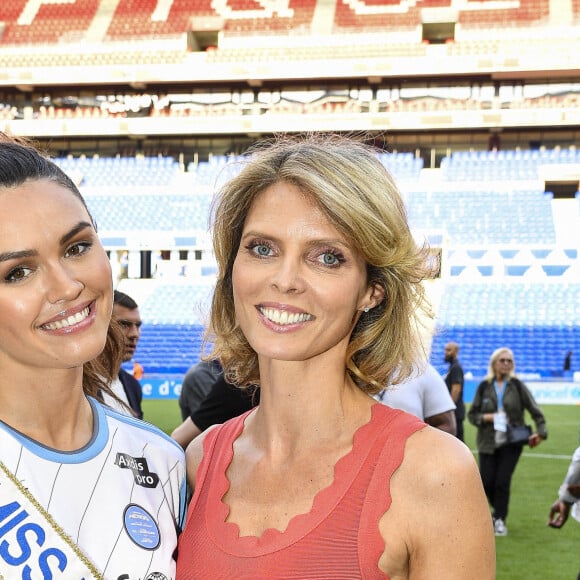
top-left (133, 358), bottom-right (144, 379)
top-left (178, 358), bottom-right (223, 421)
top-left (172, 372), bottom-right (259, 449)
top-left (103, 289), bottom-right (144, 418)
top-left (444, 341), bottom-right (465, 440)
top-left (176, 134), bottom-right (495, 578)
top-left (547, 438), bottom-right (580, 580)
top-left (564, 350), bottom-right (573, 372)
top-left (376, 361), bottom-right (457, 436)
top-left (0, 134), bottom-right (186, 577)
top-left (468, 346), bottom-right (548, 537)
top-left (548, 443), bottom-right (580, 528)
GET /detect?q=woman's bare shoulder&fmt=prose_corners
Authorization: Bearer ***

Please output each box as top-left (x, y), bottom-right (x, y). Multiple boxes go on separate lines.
top-left (389, 426), bottom-right (486, 535)
top-left (380, 426), bottom-right (495, 579)
top-left (404, 425), bottom-right (478, 476)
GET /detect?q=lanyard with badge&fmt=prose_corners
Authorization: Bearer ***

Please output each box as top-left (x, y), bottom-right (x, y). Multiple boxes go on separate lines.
top-left (493, 381), bottom-right (508, 447)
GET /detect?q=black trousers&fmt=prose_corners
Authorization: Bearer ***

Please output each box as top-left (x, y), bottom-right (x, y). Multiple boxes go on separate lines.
top-left (478, 444), bottom-right (523, 521)
top-left (455, 417), bottom-right (464, 442)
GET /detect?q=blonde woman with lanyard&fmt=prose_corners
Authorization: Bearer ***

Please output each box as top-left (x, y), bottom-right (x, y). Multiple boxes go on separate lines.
top-left (0, 135), bottom-right (186, 578)
top-left (468, 346), bottom-right (547, 537)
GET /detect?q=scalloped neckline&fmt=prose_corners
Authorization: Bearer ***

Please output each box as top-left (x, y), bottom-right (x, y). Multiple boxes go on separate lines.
top-left (206, 403), bottom-right (384, 556)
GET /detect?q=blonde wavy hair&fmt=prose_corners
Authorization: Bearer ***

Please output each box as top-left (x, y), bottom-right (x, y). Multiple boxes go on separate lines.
top-left (207, 134), bottom-right (433, 395)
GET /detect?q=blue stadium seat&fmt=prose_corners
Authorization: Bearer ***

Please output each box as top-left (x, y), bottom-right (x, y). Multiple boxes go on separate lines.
top-left (431, 282), bottom-right (580, 377)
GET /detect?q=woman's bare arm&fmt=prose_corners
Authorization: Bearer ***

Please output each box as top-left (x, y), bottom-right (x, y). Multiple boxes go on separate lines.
top-left (379, 427), bottom-right (495, 579)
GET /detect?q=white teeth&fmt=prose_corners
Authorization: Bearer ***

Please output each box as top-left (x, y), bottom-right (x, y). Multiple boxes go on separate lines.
top-left (43, 307), bottom-right (90, 330)
top-left (260, 307), bottom-right (312, 325)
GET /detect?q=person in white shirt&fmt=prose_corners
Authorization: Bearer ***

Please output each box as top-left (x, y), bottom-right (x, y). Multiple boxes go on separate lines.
top-left (376, 361), bottom-right (457, 435)
top-left (548, 442), bottom-right (580, 580)
top-left (548, 444), bottom-right (580, 527)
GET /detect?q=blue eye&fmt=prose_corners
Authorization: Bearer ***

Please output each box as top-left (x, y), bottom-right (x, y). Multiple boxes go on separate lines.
top-left (322, 252), bottom-right (339, 265)
top-left (255, 244), bottom-right (271, 257)
top-left (246, 240), bottom-right (274, 258)
top-left (318, 250), bottom-right (345, 267)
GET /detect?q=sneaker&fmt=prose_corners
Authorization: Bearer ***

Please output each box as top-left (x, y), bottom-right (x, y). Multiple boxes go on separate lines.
top-left (494, 518), bottom-right (508, 536)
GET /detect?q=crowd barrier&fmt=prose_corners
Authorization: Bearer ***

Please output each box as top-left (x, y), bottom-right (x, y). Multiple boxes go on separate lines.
top-left (140, 375), bottom-right (580, 405)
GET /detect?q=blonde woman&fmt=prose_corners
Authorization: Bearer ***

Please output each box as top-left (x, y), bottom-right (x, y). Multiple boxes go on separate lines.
top-left (468, 346), bottom-right (547, 536)
top-left (177, 134), bottom-right (495, 579)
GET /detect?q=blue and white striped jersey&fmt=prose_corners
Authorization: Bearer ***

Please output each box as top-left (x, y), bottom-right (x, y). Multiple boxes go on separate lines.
top-left (0, 397), bottom-right (186, 580)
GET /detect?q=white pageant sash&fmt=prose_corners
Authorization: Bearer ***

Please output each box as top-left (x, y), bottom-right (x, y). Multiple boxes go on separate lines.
top-left (0, 461), bottom-right (103, 580)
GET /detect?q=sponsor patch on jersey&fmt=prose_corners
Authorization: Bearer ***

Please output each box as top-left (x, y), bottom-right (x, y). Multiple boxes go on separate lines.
top-left (115, 452), bottom-right (160, 488)
top-left (123, 504), bottom-right (160, 550)
top-left (145, 573), bottom-right (169, 580)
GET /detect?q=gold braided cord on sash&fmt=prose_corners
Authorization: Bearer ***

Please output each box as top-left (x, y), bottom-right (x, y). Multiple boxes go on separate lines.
top-left (0, 460), bottom-right (103, 580)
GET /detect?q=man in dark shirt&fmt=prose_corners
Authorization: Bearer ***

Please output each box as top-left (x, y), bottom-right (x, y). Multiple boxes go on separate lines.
top-left (444, 341), bottom-right (465, 441)
top-left (178, 359), bottom-right (223, 421)
top-left (171, 372), bottom-right (259, 449)
top-left (112, 290), bottom-right (144, 418)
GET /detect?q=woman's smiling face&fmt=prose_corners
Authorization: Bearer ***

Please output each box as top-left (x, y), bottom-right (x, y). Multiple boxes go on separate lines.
top-left (0, 179), bottom-right (113, 372)
top-left (232, 181), bottom-right (380, 363)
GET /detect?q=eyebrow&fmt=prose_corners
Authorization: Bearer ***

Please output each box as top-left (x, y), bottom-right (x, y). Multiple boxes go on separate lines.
top-left (0, 249), bottom-right (37, 263)
top-left (117, 318), bottom-right (143, 326)
top-left (0, 221), bottom-right (93, 263)
top-left (241, 231), bottom-right (350, 249)
top-left (60, 221), bottom-right (93, 246)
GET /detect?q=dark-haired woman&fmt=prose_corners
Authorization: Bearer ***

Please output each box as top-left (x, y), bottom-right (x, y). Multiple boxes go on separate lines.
top-left (0, 134), bottom-right (186, 578)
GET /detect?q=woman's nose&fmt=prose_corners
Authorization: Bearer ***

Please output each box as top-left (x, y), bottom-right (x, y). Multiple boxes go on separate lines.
top-left (46, 263), bottom-right (85, 304)
top-left (270, 257), bottom-right (305, 294)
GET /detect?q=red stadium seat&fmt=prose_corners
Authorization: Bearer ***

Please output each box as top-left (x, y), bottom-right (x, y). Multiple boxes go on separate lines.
top-left (574, 0), bottom-right (580, 23)
top-left (0, 0), bottom-right (99, 45)
top-left (458, 0), bottom-right (550, 28)
top-left (0, 0), bottom-right (556, 46)
top-left (333, 0), bottom-right (550, 32)
top-left (105, 0), bottom-right (316, 40)
top-left (334, 0), bottom-right (422, 31)
top-left (0, 1), bottom-right (28, 23)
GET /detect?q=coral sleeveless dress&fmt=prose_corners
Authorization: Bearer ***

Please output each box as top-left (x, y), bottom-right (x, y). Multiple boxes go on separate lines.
top-left (176, 403), bottom-right (425, 579)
